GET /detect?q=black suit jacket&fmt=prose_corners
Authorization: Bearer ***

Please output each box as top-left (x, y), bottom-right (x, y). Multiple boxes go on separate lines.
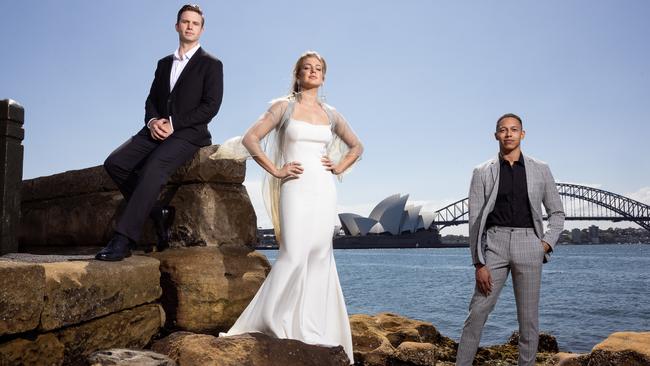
top-left (140, 47), bottom-right (223, 146)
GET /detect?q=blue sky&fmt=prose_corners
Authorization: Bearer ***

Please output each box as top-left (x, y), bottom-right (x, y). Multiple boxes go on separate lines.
top-left (1, 1), bottom-right (649, 232)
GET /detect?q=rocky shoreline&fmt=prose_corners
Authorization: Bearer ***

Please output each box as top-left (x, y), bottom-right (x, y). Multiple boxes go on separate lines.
top-left (103, 313), bottom-right (650, 366)
top-left (2, 251), bottom-right (649, 366)
top-left (90, 313), bottom-right (650, 366)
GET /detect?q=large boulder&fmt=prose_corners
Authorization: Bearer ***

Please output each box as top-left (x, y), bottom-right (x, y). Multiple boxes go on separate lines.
top-left (350, 312), bottom-right (457, 365)
top-left (169, 145), bottom-right (245, 185)
top-left (0, 261), bottom-right (45, 336)
top-left (589, 331), bottom-right (650, 365)
top-left (141, 183), bottom-right (257, 248)
top-left (150, 246), bottom-right (270, 334)
top-left (39, 256), bottom-right (162, 330)
top-left (151, 331), bottom-right (350, 366)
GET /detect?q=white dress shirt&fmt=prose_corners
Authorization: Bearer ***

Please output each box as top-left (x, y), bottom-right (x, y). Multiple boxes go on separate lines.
top-left (148, 43), bottom-right (202, 133)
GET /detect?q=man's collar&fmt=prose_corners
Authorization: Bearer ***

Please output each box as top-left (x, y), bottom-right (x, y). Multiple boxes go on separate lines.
top-left (173, 43), bottom-right (201, 61)
top-left (498, 152), bottom-right (525, 166)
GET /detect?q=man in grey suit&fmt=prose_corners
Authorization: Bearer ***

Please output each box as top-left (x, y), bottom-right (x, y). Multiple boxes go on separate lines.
top-left (456, 113), bottom-right (565, 366)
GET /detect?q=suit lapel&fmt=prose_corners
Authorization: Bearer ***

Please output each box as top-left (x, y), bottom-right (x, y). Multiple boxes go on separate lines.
top-left (524, 154), bottom-right (535, 202)
top-left (171, 47), bottom-right (203, 93)
top-left (485, 155), bottom-right (500, 212)
top-left (162, 56), bottom-right (173, 95)
top-left (489, 155), bottom-right (499, 184)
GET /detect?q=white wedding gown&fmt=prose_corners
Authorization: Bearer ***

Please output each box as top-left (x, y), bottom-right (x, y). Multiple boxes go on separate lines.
top-left (222, 119), bottom-right (354, 364)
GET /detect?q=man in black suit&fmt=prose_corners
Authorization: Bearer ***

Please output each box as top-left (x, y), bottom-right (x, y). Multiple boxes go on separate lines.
top-left (96, 4), bottom-right (223, 261)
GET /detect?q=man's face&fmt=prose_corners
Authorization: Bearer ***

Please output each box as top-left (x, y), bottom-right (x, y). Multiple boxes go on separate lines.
top-left (175, 11), bottom-right (203, 43)
top-left (494, 117), bottom-right (525, 152)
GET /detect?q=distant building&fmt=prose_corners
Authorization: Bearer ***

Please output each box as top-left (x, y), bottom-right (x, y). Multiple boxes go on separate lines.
top-left (588, 225), bottom-right (600, 244)
top-left (338, 194), bottom-right (436, 236)
top-left (571, 228), bottom-right (583, 243)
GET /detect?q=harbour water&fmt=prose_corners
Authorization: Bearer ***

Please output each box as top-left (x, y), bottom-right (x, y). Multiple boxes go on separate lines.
top-left (260, 243), bottom-right (650, 353)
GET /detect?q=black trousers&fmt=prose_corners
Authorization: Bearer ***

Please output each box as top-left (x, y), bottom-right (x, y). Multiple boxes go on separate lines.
top-left (104, 133), bottom-right (200, 242)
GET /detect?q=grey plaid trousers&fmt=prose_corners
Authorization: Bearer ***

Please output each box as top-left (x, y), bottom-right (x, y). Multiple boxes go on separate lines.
top-left (456, 226), bottom-right (545, 366)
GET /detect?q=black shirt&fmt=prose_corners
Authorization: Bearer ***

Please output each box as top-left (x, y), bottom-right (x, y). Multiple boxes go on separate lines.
top-left (485, 154), bottom-right (535, 229)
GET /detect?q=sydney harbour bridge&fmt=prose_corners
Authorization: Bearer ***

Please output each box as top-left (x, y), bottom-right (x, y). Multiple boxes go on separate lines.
top-left (432, 183), bottom-right (650, 232)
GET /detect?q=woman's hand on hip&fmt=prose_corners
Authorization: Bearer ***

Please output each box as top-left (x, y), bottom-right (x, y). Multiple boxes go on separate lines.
top-left (275, 161), bottom-right (303, 179)
top-left (322, 156), bottom-right (341, 175)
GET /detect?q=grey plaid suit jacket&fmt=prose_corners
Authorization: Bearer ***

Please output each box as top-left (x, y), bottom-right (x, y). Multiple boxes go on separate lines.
top-left (468, 154), bottom-right (565, 265)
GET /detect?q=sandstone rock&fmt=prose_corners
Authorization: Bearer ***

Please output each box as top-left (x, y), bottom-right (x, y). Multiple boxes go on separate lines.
top-left (56, 304), bottom-right (165, 365)
top-left (170, 145), bottom-right (245, 185)
top-left (150, 246), bottom-right (270, 334)
top-left (20, 145), bottom-right (252, 249)
top-left (396, 341), bottom-right (437, 365)
top-left (350, 313), bottom-right (561, 366)
top-left (589, 331), bottom-right (650, 365)
top-left (88, 348), bottom-right (176, 366)
top-left (474, 341), bottom-right (558, 366)
top-left (22, 166), bottom-right (117, 202)
top-left (0, 304), bottom-right (164, 366)
top-left (0, 333), bottom-right (65, 366)
top-left (141, 183), bottom-right (257, 248)
top-left (21, 146), bottom-right (245, 203)
top-left (474, 343), bottom-right (519, 365)
top-left (20, 183), bottom-right (256, 249)
top-left (549, 352), bottom-right (588, 366)
top-left (508, 330), bottom-right (560, 353)
top-left (19, 191), bottom-right (122, 247)
top-left (152, 331), bottom-right (350, 366)
top-left (0, 261), bottom-right (44, 335)
top-left (39, 256), bottom-right (162, 330)
top-left (350, 312), bottom-right (457, 365)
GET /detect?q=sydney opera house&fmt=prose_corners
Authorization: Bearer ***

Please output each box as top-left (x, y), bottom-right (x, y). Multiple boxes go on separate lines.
top-left (335, 194), bottom-right (449, 248)
top-left (339, 194), bottom-right (436, 236)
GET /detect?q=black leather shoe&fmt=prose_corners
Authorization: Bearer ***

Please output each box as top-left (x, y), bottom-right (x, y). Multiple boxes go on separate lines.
top-left (95, 234), bottom-right (133, 261)
top-left (150, 206), bottom-right (175, 252)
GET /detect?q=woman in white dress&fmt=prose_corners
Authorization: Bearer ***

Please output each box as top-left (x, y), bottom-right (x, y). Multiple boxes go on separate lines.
top-left (214, 51), bottom-right (362, 364)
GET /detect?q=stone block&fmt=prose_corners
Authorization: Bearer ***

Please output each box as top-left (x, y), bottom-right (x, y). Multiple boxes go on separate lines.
top-left (142, 183), bottom-right (256, 247)
top-left (0, 261), bottom-right (45, 336)
top-left (170, 145), bottom-right (245, 185)
top-left (19, 191), bottom-right (121, 247)
top-left (20, 183), bottom-right (256, 248)
top-left (21, 166), bottom-right (117, 203)
top-left (0, 333), bottom-right (65, 366)
top-left (39, 256), bottom-right (162, 331)
top-left (56, 304), bottom-right (165, 365)
top-left (21, 145), bottom-right (245, 203)
top-left (150, 246), bottom-right (270, 334)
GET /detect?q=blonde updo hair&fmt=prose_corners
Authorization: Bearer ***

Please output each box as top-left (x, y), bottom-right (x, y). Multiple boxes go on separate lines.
top-left (290, 51), bottom-right (327, 96)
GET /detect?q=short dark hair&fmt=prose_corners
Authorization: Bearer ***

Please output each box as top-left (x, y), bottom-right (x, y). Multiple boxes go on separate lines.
top-left (496, 113), bottom-right (522, 130)
top-left (177, 4), bottom-right (204, 26)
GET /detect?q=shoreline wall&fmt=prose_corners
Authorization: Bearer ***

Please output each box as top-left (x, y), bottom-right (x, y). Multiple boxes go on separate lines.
top-left (19, 145), bottom-right (257, 249)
